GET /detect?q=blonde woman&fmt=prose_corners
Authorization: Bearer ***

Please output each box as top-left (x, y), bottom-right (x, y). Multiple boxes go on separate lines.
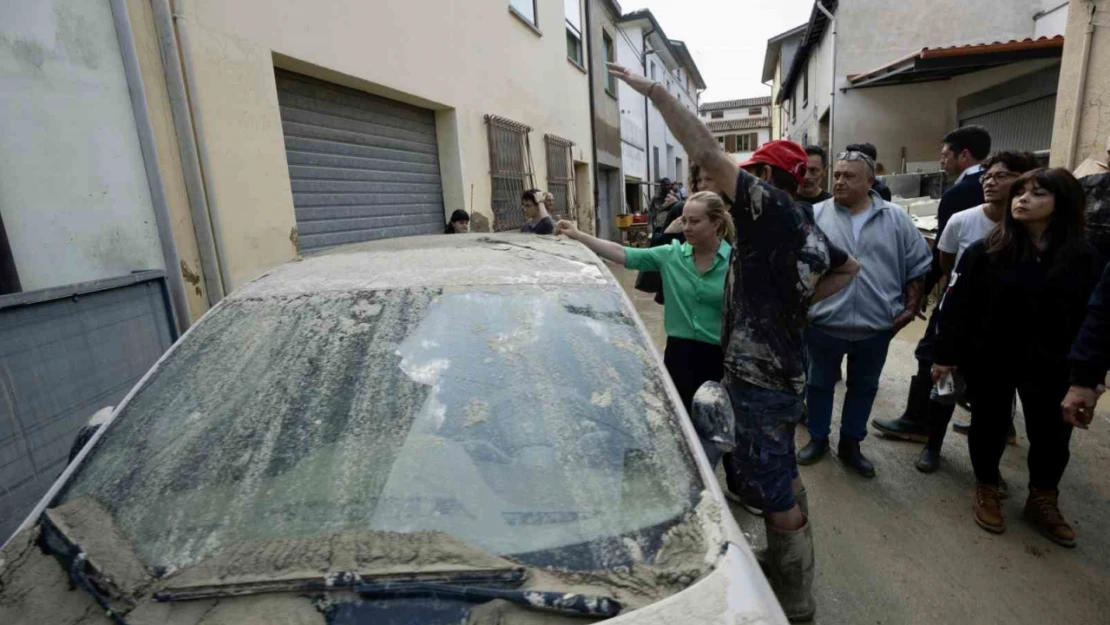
top-left (556, 191), bottom-right (734, 411)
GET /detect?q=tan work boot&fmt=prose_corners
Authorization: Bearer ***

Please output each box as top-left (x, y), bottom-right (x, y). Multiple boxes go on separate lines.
top-left (973, 484), bottom-right (1005, 534)
top-left (763, 518), bottom-right (816, 622)
top-left (1025, 488), bottom-right (1076, 548)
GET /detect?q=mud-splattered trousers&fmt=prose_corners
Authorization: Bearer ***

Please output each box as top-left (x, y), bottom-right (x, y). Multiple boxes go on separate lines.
top-left (723, 378), bottom-right (804, 513)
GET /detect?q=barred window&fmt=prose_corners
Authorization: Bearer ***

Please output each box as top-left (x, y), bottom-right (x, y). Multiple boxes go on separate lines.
top-left (486, 115), bottom-right (535, 231)
top-left (545, 134), bottom-right (575, 220)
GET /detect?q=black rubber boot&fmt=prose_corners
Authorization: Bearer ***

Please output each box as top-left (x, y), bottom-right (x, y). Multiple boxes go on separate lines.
top-left (915, 447), bottom-right (940, 473)
top-left (797, 437), bottom-right (829, 466)
top-left (872, 372), bottom-right (932, 442)
top-left (837, 438), bottom-right (876, 478)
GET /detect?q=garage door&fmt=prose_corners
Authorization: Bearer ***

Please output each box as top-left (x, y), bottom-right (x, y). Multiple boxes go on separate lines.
top-left (276, 70), bottom-right (445, 251)
top-left (960, 95), bottom-right (1056, 154)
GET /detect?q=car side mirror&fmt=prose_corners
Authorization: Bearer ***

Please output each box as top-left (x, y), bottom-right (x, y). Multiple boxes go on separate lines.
top-left (690, 382), bottom-right (734, 467)
top-left (67, 406), bottom-right (114, 464)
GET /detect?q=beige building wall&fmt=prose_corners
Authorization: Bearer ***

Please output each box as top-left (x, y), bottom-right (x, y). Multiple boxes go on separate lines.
top-left (1051, 0), bottom-right (1110, 167)
top-left (167, 0), bottom-right (593, 291)
top-left (126, 0), bottom-right (210, 320)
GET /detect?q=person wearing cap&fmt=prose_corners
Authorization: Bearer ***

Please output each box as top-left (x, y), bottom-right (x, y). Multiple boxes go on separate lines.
top-left (798, 150), bottom-right (933, 477)
top-left (607, 63), bottom-right (859, 621)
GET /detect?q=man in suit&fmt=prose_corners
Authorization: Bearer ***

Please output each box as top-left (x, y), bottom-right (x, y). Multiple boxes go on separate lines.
top-left (872, 125), bottom-right (991, 443)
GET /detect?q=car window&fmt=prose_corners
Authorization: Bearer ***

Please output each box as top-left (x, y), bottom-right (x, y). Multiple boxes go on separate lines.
top-left (56, 285), bottom-right (704, 573)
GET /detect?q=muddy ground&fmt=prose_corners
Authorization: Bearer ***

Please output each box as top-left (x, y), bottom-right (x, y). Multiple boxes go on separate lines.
top-left (612, 262), bottom-right (1110, 625)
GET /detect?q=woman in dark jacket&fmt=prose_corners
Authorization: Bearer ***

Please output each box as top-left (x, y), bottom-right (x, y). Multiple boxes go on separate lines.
top-left (932, 168), bottom-right (1106, 547)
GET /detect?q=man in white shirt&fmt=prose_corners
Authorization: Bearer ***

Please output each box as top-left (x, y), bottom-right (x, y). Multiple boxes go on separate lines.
top-left (911, 151), bottom-right (1037, 472)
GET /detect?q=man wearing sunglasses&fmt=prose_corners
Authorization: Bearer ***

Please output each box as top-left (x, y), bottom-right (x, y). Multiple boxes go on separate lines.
top-left (799, 151), bottom-right (933, 477)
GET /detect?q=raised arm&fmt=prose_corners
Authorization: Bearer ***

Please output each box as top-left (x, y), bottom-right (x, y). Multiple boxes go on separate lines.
top-left (555, 220), bottom-right (626, 265)
top-left (608, 63), bottom-right (736, 200)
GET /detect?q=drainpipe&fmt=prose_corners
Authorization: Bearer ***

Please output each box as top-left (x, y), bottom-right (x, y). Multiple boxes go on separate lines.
top-left (108, 0), bottom-right (190, 334)
top-left (1066, 2), bottom-right (1098, 170)
top-left (585, 0), bottom-right (600, 233)
top-left (643, 28), bottom-right (656, 188)
top-left (815, 1), bottom-right (837, 188)
top-left (151, 0), bottom-right (231, 302)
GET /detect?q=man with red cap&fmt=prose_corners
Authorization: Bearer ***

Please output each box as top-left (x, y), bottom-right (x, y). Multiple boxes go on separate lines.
top-left (737, 140), bottom-right (811, 201)
top-left (608, 60), bottom-right (861, 623)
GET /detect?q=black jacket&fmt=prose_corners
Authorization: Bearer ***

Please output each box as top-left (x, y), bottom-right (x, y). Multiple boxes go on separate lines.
top-left (872, 179), bottom-right (892, 202)
top-left (1069, 263), bottom-right (1110, 387)
top-left (925, 168), bottom-right (986, 293)
top-left (935, 240), bottom-right (1107, 375)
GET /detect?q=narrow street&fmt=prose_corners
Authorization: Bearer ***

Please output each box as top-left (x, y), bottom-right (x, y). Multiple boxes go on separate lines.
top-left (611, 261), bottom-right (1110, 625)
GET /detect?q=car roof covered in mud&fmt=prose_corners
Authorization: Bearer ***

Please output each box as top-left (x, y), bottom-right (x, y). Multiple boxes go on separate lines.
top-left (231, 234), bottom-right (611, 300)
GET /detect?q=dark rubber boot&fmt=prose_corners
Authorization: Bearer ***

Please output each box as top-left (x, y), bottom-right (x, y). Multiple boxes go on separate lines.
top-left (764, 518), bottom-right (817, 622)
top-left (872, 372), bottom-right (932, 442)
top-left (837, 438), bottom-right (876, 478)
top-left (797, 437), bottom-right (829, 466)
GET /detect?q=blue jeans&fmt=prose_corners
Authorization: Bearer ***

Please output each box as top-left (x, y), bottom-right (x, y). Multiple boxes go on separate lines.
top-left (805, 326), bottom-right (894, 442)
top-left (725, 378), bottom-right (805, 513)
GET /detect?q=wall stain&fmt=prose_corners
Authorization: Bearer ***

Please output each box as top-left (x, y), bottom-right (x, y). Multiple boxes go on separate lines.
top-left (180, 260), bottom-right (203, 298)
top-left (9, 38), bottom-right (46, 70)
top-left (54, 4), bottom-right (99, 70)
top-left (289, 226), bottom-right (300, 254)
top-left (470, 212), bottom-right (491, 233)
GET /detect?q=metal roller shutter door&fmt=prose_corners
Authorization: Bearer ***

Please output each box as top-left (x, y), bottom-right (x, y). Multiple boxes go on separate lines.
top-left (276, 70), bottom-right (445, 251)
top-left (960, 95), bottom-right (1056, 154)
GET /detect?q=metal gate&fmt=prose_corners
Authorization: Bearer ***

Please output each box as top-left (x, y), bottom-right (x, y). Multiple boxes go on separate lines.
top-left (276, 70), bottom-right (445, 251)
top-left (0, 271), bottom-right (176, 540)
top-left (960, 96), bottom-right (1056, 154)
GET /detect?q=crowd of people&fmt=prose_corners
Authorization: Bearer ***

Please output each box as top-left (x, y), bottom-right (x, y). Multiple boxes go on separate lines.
top-left (550, 62), bottom-right (1110, 622)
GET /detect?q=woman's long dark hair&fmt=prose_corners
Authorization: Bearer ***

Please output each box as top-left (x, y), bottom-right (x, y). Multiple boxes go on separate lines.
top-left (985, 167), bottom-right (1086, 265)
top-left (444, 209), bottom-right (469, 234)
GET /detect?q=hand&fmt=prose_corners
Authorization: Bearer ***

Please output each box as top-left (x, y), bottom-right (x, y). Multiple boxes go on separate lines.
top-left (662, 192), bottom-right (680, 209)
top-left (607, 63), bottom-right (656, 96)
top-left (664, 217), bottom-right (685, 234)
top-left (555, 219), bottom-right (579, 239)
top-left (892, 308), bottom-right (916, 333)
top-left (931, 364), bottom-right (955, 385)
top-left (1061, 385), bottom-right (1103, 429)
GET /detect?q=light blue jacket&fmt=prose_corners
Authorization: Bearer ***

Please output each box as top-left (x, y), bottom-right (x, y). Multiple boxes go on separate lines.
top-left (809, 192), bottom-right (933, 339)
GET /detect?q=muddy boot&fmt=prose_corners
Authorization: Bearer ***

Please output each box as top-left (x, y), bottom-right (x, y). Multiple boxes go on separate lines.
top-left (764, 519), bottom-right (816, 622)
top-left (1025, 488), bottom-right (1076, 548)
top-left (872, 372), bottom-right (932, 442)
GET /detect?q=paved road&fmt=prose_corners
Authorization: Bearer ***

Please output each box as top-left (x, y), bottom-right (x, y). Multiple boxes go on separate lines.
top-left (610, 261), bottom-right (1110, 625)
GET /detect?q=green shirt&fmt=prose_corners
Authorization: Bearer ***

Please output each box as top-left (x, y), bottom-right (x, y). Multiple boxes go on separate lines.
top-left (625, 240), bottom-right (732, 345)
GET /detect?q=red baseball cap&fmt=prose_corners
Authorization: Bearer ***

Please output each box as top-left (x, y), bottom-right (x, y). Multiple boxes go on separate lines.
top-left (738, 140), bottom-right (809, 185)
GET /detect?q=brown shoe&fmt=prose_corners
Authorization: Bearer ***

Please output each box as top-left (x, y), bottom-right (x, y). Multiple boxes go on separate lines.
top-left (1025, 488), bottom-right (1076, 548)
top-left (974, 484), bottom-right (1005, 533)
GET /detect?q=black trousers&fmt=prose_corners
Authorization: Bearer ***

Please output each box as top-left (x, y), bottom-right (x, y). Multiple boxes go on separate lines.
top-left (967, 367), bottom-right (1073, 490)
top-left (664, 336), bottom-right (724, 413)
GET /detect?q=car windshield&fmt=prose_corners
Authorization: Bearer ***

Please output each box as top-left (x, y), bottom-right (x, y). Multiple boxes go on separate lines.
top-left (56, 284), bottom-right (704, 574)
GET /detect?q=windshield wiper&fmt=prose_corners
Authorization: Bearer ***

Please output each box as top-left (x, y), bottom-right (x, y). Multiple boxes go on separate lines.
top-left (156, 568), bottom-right (622, 618)
top-left (39, 511), bottom-right (135, 625)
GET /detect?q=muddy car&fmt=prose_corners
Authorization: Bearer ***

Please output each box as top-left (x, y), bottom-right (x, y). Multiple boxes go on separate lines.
top-left (0, 234), bottom-right (786, 624)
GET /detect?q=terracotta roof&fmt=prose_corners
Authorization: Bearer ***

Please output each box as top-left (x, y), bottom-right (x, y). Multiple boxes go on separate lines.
top-left (706, 117), bottom-right (771, 132)
top-left (700, 97), bottom-right (772, 112)
top-left (847, 36), bottom-right (1065, 88)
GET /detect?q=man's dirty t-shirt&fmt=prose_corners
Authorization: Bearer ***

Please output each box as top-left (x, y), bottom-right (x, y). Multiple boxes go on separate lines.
top-left (722, 170), bottom-right (848, 396)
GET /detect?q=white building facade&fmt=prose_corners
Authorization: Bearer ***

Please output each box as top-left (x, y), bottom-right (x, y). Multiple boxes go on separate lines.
top-left (616, 9), bottom-right (705, 211)
top-left (700, 97), bottom-right (773, 163)
top-left (771, 0), bottom-right (1069, 175)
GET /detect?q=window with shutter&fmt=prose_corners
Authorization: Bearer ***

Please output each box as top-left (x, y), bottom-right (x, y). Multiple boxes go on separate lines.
top-left (485, 115), bottom-right (536, 231)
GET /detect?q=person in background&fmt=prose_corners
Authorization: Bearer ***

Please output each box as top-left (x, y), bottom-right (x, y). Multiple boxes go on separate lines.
top-left (555, 191), bottom-right (734, 413)
top-left (844, 143), bottom-right (892, 201)
top-left (798, 145), bottom-right (832, 206)
top-left (921, 126), bottom-right (993, 434)
top-left (799, 150), bottom-right (932, 478)
top-left (444, 209), bottom-right (470, 234)
top-left (520, 190), bottom-right (554, 234)
top-left (874, 152), bottom-right (1036, 471)
top-left (677, 182), bottom-right (689, 199)
top-left (932, 168), bottom-right (1106, 547)
top-left (1062, 263), bottom-right (1110, 428)
top-left (608, 61), bottom-right (860, 622)
top-left (542, 192), bottom-right (557, 218)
